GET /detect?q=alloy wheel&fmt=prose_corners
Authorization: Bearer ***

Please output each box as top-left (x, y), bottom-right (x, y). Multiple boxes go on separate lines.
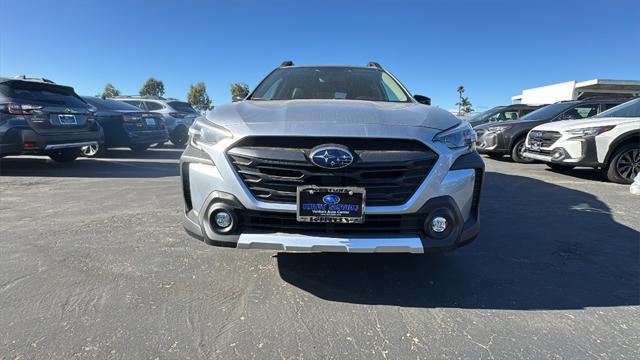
top-left (616, 148), bottom-right (640, 181)
top-left (81, 144), bottom-right (100, 157)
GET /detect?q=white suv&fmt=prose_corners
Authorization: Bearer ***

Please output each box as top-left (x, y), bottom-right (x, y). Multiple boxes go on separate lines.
top-left (524, 98), bottom-right (640, 184)
top-left (115, 96), bottom-right (199, 146)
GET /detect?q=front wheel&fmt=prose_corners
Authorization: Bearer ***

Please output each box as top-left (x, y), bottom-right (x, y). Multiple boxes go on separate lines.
top-left (80, 143), bottom-right (104, 157)
top-left (170, 126), bottom-right (189, 147)
top-left (48, 148), bottom-right (81, 162)
top-left (606, 143), bottom-right (640, 184)
top-left (547, 163), bottom-right (575, 171)
top-left (511, 138), bottom-right (535, 163)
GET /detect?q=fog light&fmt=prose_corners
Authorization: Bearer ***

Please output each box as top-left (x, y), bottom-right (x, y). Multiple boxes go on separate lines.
top-left (214, 211), bottom-right (232, 228)
top-left (431, 216), bottom-right (448, 233)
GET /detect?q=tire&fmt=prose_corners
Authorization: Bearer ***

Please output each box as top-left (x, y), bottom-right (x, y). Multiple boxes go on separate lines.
top-left (129, 143), bottom-right (150, 152)
top-left (48, 148), bottom-right (81, 162)
top-left (606, 143), bottom-right (640, 184)
top-left (170, 126), bottom-right (189, 147)
top-left (547, 163), bottom-right (575, 171)
top-left (511, 138), bottom-right (535, 163)
top-left (80, 143), bottom-right (104, 157)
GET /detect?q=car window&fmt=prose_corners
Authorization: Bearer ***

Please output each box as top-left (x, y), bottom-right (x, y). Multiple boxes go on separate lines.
top-left (557, 104), bottom-right (599, 120)
top-left (167, 101), bottom-right (197, 113)
top-left (594, 98), bottom-right (640, 118)
top-left (145, 101), bottom-right (164, 111)
top-left (1, 80), bottom-right (87, 107)
top-left (121, 100), bottom-right (144, 109)
top-left (380, 73), bottom-right (407, 101)
top-left (251, 67), bottom-right (409, 102)
top-left (83, 97), bottom-right (143, 111)
top-left (521, 108), bottom-right (536, 116)
top-left (486, 110), bottom-right (519, 122)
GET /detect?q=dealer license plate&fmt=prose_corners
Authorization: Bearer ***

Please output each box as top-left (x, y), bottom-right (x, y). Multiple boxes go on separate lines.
top-left (296, 186), bottom-right (365, 223)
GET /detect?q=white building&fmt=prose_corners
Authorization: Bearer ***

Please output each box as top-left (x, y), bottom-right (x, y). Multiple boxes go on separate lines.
top-left (512, 79), bottom-right (640, 105)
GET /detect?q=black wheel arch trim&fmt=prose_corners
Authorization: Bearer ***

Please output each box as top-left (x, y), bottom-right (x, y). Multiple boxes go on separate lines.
top-left (604, 130), bottom-right (640, 166)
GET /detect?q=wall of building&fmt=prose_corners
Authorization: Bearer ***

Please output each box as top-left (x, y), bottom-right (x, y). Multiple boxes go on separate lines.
top-left (518, 81), bottom-right (576, 105)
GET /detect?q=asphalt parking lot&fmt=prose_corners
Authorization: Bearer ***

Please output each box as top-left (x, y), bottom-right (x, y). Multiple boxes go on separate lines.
top-left (0, 148), bottom-right (638, 359)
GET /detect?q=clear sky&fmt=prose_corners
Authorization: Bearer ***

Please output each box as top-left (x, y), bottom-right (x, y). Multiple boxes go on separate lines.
top-left (1, 0), bottom-right (638, 111)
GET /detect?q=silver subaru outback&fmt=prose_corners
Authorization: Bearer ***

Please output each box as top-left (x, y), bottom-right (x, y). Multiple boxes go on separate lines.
top-left (180, 62), bottom-right (483, 253)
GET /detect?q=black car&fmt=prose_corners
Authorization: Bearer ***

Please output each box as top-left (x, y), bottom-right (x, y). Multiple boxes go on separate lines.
top-left (81, 97), bottom-right (168, 156)
top-left (474, 98), bottom-right (627, 162)
top-left (0, 77), bottom-right (104, 162)
top-left (468, 104), bottom-right (543, 127)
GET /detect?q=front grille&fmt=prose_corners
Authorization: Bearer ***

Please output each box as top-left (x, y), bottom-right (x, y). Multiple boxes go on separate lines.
top-left (227, 137), bottom-right (438, 206)
top-left (528, 131), bottom-right (561, 148)
top-left (237, 209), bottom-right (424, 235)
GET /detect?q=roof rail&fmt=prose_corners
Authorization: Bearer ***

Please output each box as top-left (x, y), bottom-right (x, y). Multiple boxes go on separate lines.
top-left (367, 61), bottom-right (382, 69)
top-left (13, 75), bottom-right (56, 84)
top-left (114, 95), bottom-right (166, 100)
top-left (280, 60), bottom-right (294, 67)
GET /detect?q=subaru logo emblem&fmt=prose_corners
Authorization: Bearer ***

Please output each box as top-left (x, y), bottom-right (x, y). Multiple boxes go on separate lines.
top-left (322, 194), bottom-right (341, 205)
top-left (309, 146), bottom-right (354, 169)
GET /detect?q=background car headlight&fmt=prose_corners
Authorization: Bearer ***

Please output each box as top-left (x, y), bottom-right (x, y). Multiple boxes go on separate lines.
top-left (566, 126), bottom-right (615, 137)
top-left (487, 124), bottom-right (512, 133)
top-left (434, 122), bottom-right (477, 152)
top-left (189, 119), bottom-right (233, 150)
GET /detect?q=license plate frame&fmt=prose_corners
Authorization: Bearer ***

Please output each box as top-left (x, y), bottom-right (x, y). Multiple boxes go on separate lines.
top-left (145, 118), bottom-right (156, 126)
top-left (296, 186), bottom-right (366, 223)
top-left (58, 114), bottom-right (77, 125)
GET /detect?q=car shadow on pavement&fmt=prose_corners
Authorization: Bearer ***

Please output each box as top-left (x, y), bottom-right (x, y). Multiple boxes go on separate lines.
top-left (95, 147), bottom-right (184, 160)
top-left (277, 171), bottom-right (639, 310)
top-left (0, 156), bottom-right (179, 178)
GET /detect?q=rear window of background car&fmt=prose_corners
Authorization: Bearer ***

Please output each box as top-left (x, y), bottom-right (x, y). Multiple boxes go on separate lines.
top-left (1, 81), bottom-right (87, 107)
top-left (145, 101), bottom-right (165, 111)
top-left (167, 101), bottom-right (197, 113)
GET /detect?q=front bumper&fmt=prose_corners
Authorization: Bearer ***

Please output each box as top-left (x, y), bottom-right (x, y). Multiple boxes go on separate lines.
top-left (476, 131), bottom-right (508, 154)
top-left (524, 137), bottom-right (602, 167)
top-left (181, 144), bottom-right (483, 253)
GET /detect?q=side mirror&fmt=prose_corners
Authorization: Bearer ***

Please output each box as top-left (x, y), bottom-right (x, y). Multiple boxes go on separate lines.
top-left (414, 95), bottom-right (431, 105)
top-left (232, 94), bottom-right (246, 102)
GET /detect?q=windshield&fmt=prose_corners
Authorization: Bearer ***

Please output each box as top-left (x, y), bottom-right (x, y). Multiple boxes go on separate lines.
top-left (468, 106), bottom-right (505, 124)
top-left (519, 102), bottom-right (575, 121)
top-left (168, 101), bottom-right (198, 113)
top-left (83, 97), bottom-right (142, 111)
top-left (594, 98), bottom-right (640, 118)
top-left (1, 80), bottom-right (88, 107)
top-left (250, 67), bottom-right (410, 102)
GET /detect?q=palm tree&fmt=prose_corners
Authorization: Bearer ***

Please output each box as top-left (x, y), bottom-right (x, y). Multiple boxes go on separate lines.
top-left (457, 86), bottom-right (465, 115)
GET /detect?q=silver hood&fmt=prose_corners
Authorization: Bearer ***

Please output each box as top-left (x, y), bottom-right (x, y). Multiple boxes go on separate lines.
top-left (205, 100), bottom-right (460, 134)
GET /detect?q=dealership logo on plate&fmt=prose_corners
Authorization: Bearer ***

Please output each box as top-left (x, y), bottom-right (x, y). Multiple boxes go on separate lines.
top-left (322, 194), bottom-right (341, 205)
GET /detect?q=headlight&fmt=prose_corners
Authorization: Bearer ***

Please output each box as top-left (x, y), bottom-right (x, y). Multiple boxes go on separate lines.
top-left (434, 122), bottom-right (477, 152)
top-left (566, 126), bottom-right (615, 137)
top-left (189, 119), bottom-right (232, 150)
top-left (486, 124), bottom-right (512, 133)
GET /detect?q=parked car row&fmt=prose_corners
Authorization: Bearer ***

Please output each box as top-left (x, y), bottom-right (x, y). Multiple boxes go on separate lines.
top-left (474, 97), bottom-right (639, 184)
top-left (0, 76), bottom-right (199, 162)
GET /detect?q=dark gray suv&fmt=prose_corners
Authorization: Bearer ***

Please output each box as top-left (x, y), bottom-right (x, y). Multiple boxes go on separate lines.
top-left (0, 77), bottom-right (104, 162)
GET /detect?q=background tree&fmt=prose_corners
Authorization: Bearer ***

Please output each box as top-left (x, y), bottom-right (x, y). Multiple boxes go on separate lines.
top-left (97, 83), bottom-right (121, 98)
top-left (230, 82), bottom-right (250, 99)
top-left (456, 86), bottom-right (465, 115)
top-left (139, 77), bottom-right (165, 97)
top-left (187, 82), bottom-right (214, 113)
top-left (456, 96), bottom-right (475, 115)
